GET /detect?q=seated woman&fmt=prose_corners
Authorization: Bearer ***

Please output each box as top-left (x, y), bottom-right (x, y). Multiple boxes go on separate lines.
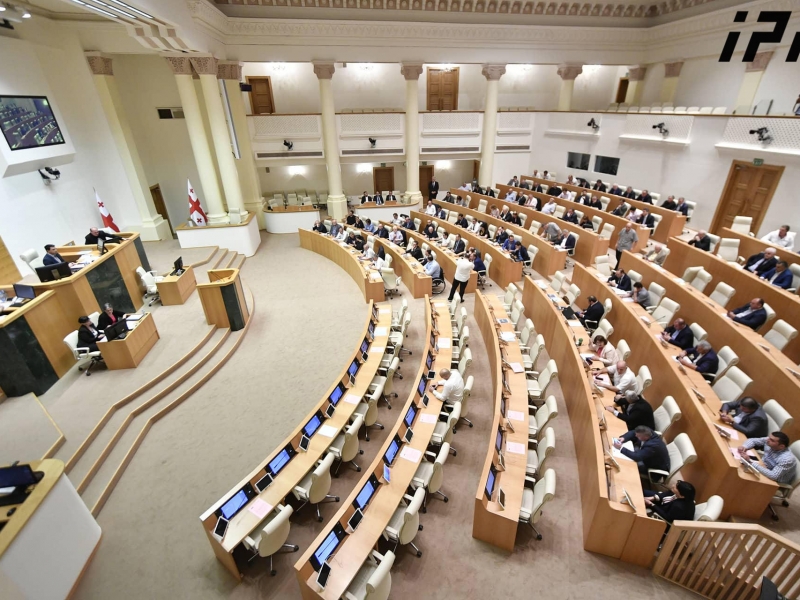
top-left (644, 480), bottom-right (696, 524)
top-left (77, 315), bottom-right (104, 353)
top-left (97, 303), bottom-right (127, 331)
top-left (579, 216), bottom-right (595, 230)
top-left (477, 224), bottom-right (490, 239)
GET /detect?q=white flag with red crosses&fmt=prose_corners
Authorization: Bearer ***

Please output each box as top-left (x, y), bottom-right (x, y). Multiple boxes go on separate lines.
top-left (95, 190), bottom-right (120, 232)
top-left (188, 180), bottom-right (208, 227)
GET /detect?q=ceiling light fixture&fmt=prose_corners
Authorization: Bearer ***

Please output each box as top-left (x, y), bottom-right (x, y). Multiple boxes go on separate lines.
top-left (69, 0), bottom-right (118, 18)
top-left (106, 0), bottom-right (152, 19)
top-left (92, 0), bottom-right (137, 19)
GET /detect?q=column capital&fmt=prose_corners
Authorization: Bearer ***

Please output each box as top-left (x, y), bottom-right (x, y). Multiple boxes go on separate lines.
top-left (164, 56), bottom-right (193, 76)
top-left (85, 52), bottom-right (113, 76)
top-left (628, 65), bottom-right (647, 81)
top-left (313, 61), bottom-right (336, 80)
top-left (400, 63), bottom-right (424, 81)
top-left (664, 61), bottom-right (684, 78)
top-left (557, 64), bottom-right (583, 81)
top-left (190, 56), bottom-right (219, 76)
top-left (217, 61), bottom-right (243, 81)
top-left (481, 64), bottom-right (506, 81)
top-left (746, 51), bottom-right (774, 72)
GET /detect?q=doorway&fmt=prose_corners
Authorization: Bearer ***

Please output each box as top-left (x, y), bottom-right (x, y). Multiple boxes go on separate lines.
top-left (149, 184), bottom-right (174, 236)
top-left (472, 159), bottom-right (480, 182)
top-left (419, 165), bottom-right (435, 198)
top-left (615, 78), bottom-right (629, 104)
top-left (373, 166), bottom-right (395, 194)
top-left (426, 68), bottom-right (459, 111)
top-left (710, 160), bottom-right (784, 234)
top-left (247, 76), bottom-right (275, 115)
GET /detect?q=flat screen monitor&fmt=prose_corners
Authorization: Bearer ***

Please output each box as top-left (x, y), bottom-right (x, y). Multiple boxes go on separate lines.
top-left (255, 472), bottom-right (273, 493)
top-left (426, 352), bottom-right (433, 371)
top-left (310, 522), bottom-right (346, 572)
top-left (430, 331), bottom-right (436, 349)
top-left (348, 360), bottom-right (360, 379)
top-left (0, 464), bottom-right (38, 488)
top-left (360, 339), bottom-right (369, 355)
top-left (368, 321), bottom-right (375, 339)
top-left (383, 434), bottom-right (402, 466)
top-left (329, 383), bottom-right (345, 406)
top-left (299, 435), bottom-right (311, 452)
top-left (220, 489), bottom-right (248, 520)
top-left (404, 404), bottom-right (417, 428)
top-left (485, 464), bottom-right (498, 501)
top-left (303, 411), bottom-right (324, 438)
top-left (500, 397), bottom-right (506, 418)
top-left (417, 375), bottom-right (427, 398)
top-left (0, 96), bottom-right (65, 151)
top-left (354, 474), bottom-right (380, 511)
top-left (105, 318), bottom-right (129, 341)
top-left (12, 283), bottom-right (35, 300)
top-left (268, 444), bottom-right (296, 477)
top-left (495, 427), bottom-right (503, 453)
top-left (404, 427), bottom-right (413, 443)
top-left (173, 256), bottom-right (183, 274)
top-left (97, 239), bottom-right (106, 254)
top-left (35, 262), bottom-right (71, 282)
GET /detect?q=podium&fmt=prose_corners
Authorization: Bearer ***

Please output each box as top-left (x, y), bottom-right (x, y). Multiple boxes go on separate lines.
top-left (96, 313), bottom-right (159, 370)
top-left (156, 266), bottom-right (197, 306)
top-left (197, 269), bottom-right (249, 331)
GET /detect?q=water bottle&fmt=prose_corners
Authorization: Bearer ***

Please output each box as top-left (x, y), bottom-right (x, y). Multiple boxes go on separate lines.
top-left (576, 337), bottom-right (584, 348)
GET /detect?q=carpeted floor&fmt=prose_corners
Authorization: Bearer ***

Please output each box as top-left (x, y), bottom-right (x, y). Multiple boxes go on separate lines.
top-left (12, 228), bottom-right (795, 599)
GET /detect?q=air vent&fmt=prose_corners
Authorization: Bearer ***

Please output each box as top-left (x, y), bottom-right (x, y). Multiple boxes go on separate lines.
top-left (421, 146), bottom-right (480, 153)
top-left (157, 108), bottom-right (185, 119)
top-left (255, 151), bottom-right (323, 159)
top-left (497, 145), bottom-right (531, 151)
top-left (342, 148), bottom-right (403, 156)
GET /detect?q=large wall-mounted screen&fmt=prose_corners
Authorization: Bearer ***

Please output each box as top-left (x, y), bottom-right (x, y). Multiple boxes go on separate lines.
top-left (0, 96), bottom-right (65, 151)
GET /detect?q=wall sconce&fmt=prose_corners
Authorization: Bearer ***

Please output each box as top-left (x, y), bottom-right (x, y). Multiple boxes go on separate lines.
top-left (435, 160), bottom-right (452, 170)
top-left (283, 140), bottom-right (293, 151)
top-left (652, 122), bottom-right (669, 138)
top-left (587, 118), bottom-right (599, 131)
top-left (288, 166), bottom-right (306, 176)
top-left (749, 127), bottom-right (773, 144)
top-left (369, 137), bottom-right (377, 148)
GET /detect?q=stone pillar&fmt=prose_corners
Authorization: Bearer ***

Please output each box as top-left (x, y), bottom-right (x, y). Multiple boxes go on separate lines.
top-left (624, 65), bottom-right (647, 105)
top-left (660, 61), bottom-right (683, 104)
top-left (478, 64), bottom-right (506, 189)
top-left (191, 56), bottom-right (248, 223)
top-left (86, 53), bottom-right (170, 240)
top-left (313, 62), bottom-right (346, 219)
top-left (165, 56), bottom-right (228, 224)
top-left (218, 61), bottom-right (265, 228)
top-left (735, 51), bottom-right (773, 113)
top-left (556, 64), bottom-right (583, 111)
top-left (401, 63), bottom-right (423, 205)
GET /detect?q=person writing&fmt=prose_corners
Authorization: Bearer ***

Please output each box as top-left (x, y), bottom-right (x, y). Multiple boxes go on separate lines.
top-left (577, 295), bottom-right (604, 327)
top-left (511, 241), bottom-right (529, 263)
top-left (642, 243), bottom-right (668, 266)
top-left (631, 281), bottom-right (651, 309)
top-left (613, 426), bottom-right (670, 477)
top-left (607, 268), bottom-right (632, 292)
top-left (97, 303), bottom-right (127, 331)
top-left (77, 315), bottom-right (104, 352)
top-left (605, 390), bottom-right (655, 431)
top-left (429, 368), bottom-right (464, 406)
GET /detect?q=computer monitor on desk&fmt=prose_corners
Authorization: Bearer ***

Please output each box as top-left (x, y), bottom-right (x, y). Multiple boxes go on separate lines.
top-left (485, 464), bottom-right (498, 501)
top-left (310, 522), bottom-right (346, 572)
top-left (35, 262), bottom-right (72, 282)
top-left (383, 434), bottom-right (402, 466)
top-left (353, 473), bottom-right (380, 511)
top-left (12, 283), bottom-right (36, 300)
top-left (359, 339), bottom-right (370, 362)
top-left (171, 256), bottom-right (184, 276)
top-left (105, 319), bottom-right (129, 341)
top-left (268, 443), bottom-right (297, 477)
top-left (346, 359), bottom-right (360, 386)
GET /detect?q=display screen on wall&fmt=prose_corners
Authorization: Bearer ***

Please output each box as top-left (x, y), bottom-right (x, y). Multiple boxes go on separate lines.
top-left (567, 152), bottom-right (590, 171)
top-left (0, 96), bottom-right (65, 151)
top-left (594, 155), bottom-right (620, 176)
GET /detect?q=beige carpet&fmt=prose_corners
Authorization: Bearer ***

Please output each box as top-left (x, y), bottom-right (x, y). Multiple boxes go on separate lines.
top-left (13, 229), bottom-right (792, 599)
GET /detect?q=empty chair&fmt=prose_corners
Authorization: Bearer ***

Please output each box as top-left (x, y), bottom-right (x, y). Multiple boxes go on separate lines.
top-left (391, 299), bottom-right (408, 331)
top-left (478, 254), bottom-right (492, 289)
top-left (499, 283), bottom-right (518, 312)
top-left (714, 346), bottom-right (739, 382)
top-left (242, 504), bottom-right (299, 575)
top-left (787, 264), bottom-right (800, 293)
top-left (627, 269), bottom-right (642, 285)
top-left (529, 395), bottom-right (558, 441)
top-left (591, 216), bottom-right (603, 232)
top-left (564, 283), bottom-right (581, 306)
top-left (526, 426), bottom-right (555, 477)
top-left (342, 550), bottom-right (395, 600)
top-left (717, 238), bottom-right (740, 264)
top-left (685, 201), bottom-right (696, 222)
top-left (695, 496), bottom-right (724, 521)
top-left (518, 468), bottom-right (556, 540)
top-left (292, 453), bottom-right (339, 522)
top-left (510, 301), bottom-right (526, 332)
top-left (64, 330), bottom-right (103, 376)
top-left (595, 255), bottom-right (612, 278)
top-left (519, 214), bottom-right (528, 228)
top-left (616, 338), bottom-right (631, 361)
top-left (653, 396), bottom-right (682, 438)
top-left (550, 271), bottom-right (566, 294)
top-left (636, 365), bottom-right (652, 393)
top-left (646, 282), bottom-right (665, 312)
top-left (698, 106), bottom-right (714, 115)
top-left (682, 266), bottom-right (712, 292)
top-left (764, 319), bottom-right (798, 351)
top-left (662, 106), bottom-right (675, 113)
top-left (353, 386), bottom-right (385, 441)
top-left (712, 366), bottom-right (753, 404)
top-left (383, 487), bottom-right (425, 557)
top-left (522, 244), bottom-right (537, 276)
top-left (478, 199), bottom-right (488, 213)
top-left (456, 347), bottom-right (472, 379)
top-left (600, 197), bottom-right (610, 211)
top-left (599, 223), bottom-right (615, 240)
top-left (453, 375), bottom-right (474, 430)
top-left (712, 106), bottom-right (727, 114)
top-left (674, 106), bottom-right (687, 113)
top-left (706, 233), bottom-right (721, 253)
top-left (710, 282), bottom-right (736, 307)
top-left (527, 360), bottom-right (558, 405)
top-left (451, 326), bottom-right (469, 365)
top-left (763, 399), bottom-right (794, 433)
top-left (592, 318), bottom-right (614, 342)
top-left (136, 266), bottom-right (164, 306)
top-left (520, 328), bottom-right (545, 375)
top-left (529, 220), bottom-right (542, 234)
top-left (651, 298), bottom-right (680, 327)
top-left (410, 442), bottom-right (451, 512)
top-left (488, 224), bottom-right (498, 239)
top-left (452, 307), bottom-right (468, 340)
top-left (689, 322), bottom-right (708, 344)
top-left (647, 432), bottom-right (697, 488)
top-left (731, 216), bottom-right (753, 235)
top-left (329, 414), bottom-right (365, 475)
top-left (554, 205), bottom-right (566, 219)
top-left (431, 403), bottom-right (460, 456)
top-left (687, 106), bottom-right (701, 114)
top-left (381, 269), bottom-right (401, 298)
top-left (19, 248), bottom-right (44, 271)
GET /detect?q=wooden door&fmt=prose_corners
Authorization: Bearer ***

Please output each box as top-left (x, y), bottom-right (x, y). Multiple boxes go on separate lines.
top-left (373, 167), bottom-right (394, 194)
top-left (615, 78), bottom-right (629, 104)
top-left (149, 184), bottom-right (173, 236)
top-left (0, 235), bottom-right (21, 285)
top-left (427, 68), bottom-right (459, 111)
top-left (247, 76), bottom-right (275, 115)
top-left (711, 161), bottom-right (783, 234)
top-left (473, 159), bottom-right (480, 181)
top-left (419, 165), bottom-right (434, 196)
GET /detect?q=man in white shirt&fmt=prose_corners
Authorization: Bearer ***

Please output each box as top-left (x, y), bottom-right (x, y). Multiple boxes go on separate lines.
top-left (430, 368), bottom-right (464, 405)
top-left (542, 199), bottom-right (557, 215)
top-left (467, 217), bottom-right (480, 233)
top-left (594, 361), bottom-right (639, 395)
top-left (391, 213), bottom-right (403, 225)
top-left (425, 201), bottom-right (437, 216)
top-left (388, 225), bottom-right (404, 244)
top-left (448, 254), bottom-right (474, 302)
top-left (761, 225), bottom-right (794, 252)
top-left (506, 189), bottom-right (517, 203)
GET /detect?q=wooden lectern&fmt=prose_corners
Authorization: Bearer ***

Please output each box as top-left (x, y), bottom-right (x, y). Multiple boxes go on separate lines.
top-left (197, 269), bottom-right (249, 331)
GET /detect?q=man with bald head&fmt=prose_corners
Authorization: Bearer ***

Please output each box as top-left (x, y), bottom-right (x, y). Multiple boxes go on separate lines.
top-left (84, 227), bottom-right (121, 246)
top-left (593, 360), bottom-right (639, 395)
top-left (688, 230), bottom-right (711, 252)
top-left (744, 247), bottom-right (778, 276)
top-left (642, 242), bottom-right (668, 266)
top-left (727, 297), bottom-right (768, 330)
top-left (660, 318), bottom-right (693, 350)
top-left (430, 368), bottom-right (464, 406)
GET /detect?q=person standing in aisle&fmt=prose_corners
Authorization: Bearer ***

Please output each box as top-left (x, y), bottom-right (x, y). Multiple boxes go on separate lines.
top-left (448, 252), bottom-right (475, 302)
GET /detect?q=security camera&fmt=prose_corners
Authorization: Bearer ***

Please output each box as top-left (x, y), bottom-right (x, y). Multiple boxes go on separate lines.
top-left (749, 127), bottom-right (772, 144)
top-left (283, 140), bottom-right (293, 151)
top-left (587, 118), bottom-right (599, 131)
top-left (369, 137), bottom-right (377, 147)
top-left (652, 122), bottom-right (669, 137)
top-left (38, 167), bottom-right (60, 185)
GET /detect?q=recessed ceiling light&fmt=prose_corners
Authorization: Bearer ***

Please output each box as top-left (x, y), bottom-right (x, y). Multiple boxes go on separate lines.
top-left (107, 0), bottom-right (153, 19)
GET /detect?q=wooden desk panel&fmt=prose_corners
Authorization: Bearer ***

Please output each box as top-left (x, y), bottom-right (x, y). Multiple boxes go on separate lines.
top-left (571, 263), bottom-right (778, 519)
top-left (520, 175), bottom-right (686, 243)
top-left (718, 227), bottom-right (800, 274)
top-left (663, 237), bottom-right (800, 363)
top-left (157, 266), bottom-right (197, 306)
top-left (299, 229), bottom-right (385, 304)
top-left (410, 210), bottom-right (522, 289)
top-left (96, 313), bottom-right (159, 370)
top-left (370, 237), bottom-right (432, 299)
top-left (295, 299), bottom-right (445, 599)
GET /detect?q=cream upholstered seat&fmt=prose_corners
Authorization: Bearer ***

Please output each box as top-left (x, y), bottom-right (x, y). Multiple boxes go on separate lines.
top-left (328, 414), bottom-right (364, 475)
top-left (451, 326), bottom-right (469, 366)
top-left (564, 283), bottom-right (581, 306)
top-left (627, 269), bottom-right (642, 285)
top-left (759, 302), bottom-right (777, 332)
top-left (592, 318), bottom-right (614, 342)
top-left (550, 271), bottom-right (566, 294)
top-left (383, 487), bottom-right (426, 557)
top-left (499, 283), bottom-right (518, 312)
top-left (595, 255), bottom-right (612, 278)
top-left (763, 320), bottom-right (798, 351)
top-left (599, 223), bottom-right (614, 240)
top-left (717, 238), bottom-right (740, 264)
top-left (526, 426), bottom-right (555, 477)
top-left (651, 298), bottom-right (680, 327)
top-left (518, 468), bottom-right (556, 540)
top-left (242, 504), bottom-right (298, 575)
top-left (713, 346), bottom-right (739, 383)
top-left (292, 453), bottom-right (339, 522)
top-left (343, 550), bottom-right (395, 600)
top-left (410, 442), bottom-right (451, 512)
top-left (653, 396), bottom-right (682, 438)
top-left (682, 266), bottom-right (712, 292)
top-left (635, 365), bottom-right (652, 393)
top-left (731, 216), bottom-right (753, 235)
top-left (695, 496), bottom-right (724, 521)
top-left (456, 348), bottom-right (472, 379)
top-left (709, 282), bottom-right (735, 307)
top-left (19, 248), bottom-right (44, 271)
top-left (520, 326), bottom-right (544, 374)
top-left (431, 403), bottom-right (460, 456)
top-left (647, 433), bottom-right (697, 488)
top-left (763, 399), bottom-right (794, 433)
top-left (616, 338), bottom-right (631, 361)
top-left (712, 366), bottom-right (753, 404)
top-left (136, 266), bottom-right (164, 306)
top-left (64, 330), bottom-right (103, 376)
top-left (527, 360), bottom-right (558, 404)
top-left (452, 307), bottom-right (468, 341)
top-left (646, 282), bottom-right (665, 312)
top-left (529, 395), bottom-right (558, 440)
top-left (689, 322), bottom-right (708, 344)
top-left (522, 244), bottom-right (537, 276)
top-left (354, 385), bottom-right (385, 441)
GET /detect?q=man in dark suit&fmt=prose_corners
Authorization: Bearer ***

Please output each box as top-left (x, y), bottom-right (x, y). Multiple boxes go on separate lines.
top-left (727, 297), bottom-right (768, 330)
top-left (607, 268), bottom-right (631, 292)
top-left (452, 235), bottom-right (466, 256)
top-left (548, 185), bottom-right (563, 197)
top-left (494, 226), bottom-right (509, 245)
top-left (512, 241), bottom-right (530, 264)
top-left (402, 215), bottom-right (415, 231)
top-left (760, 260), bottom-right (794, 289)
top-left (385, 192), bottom-right (397, 203)
top-left (744, 248), bottom-right (778, 276)
top-left (621, 186), bottom-right (637, 199)
top-left (719, 397), bottom-right (769, 438)
top-left (637, 189), bottom-right (653, 204)
top-left (373, 192), bottom-right (385, 205)
top-left (592, 180), bottom-right (607, 193)
top-left (441, 191), bottom-right (454, 204)
top-left (555, 231), bottom-right (576, 251)
top-left (659, 318), bottom-right (694, 350)
top-left (644, 481), bottom-right (696, 524)
top-left (454, 214), bottom-right (469, 228)
top-left (633, 208), bottom-right (656, 229)
top-left (661, 195), bottom-right (677, 210)
top-left (577, 295), bottom-right (604, 328)
top-left (97, 303), bottom-right (126, 331)
top-left (606, 390), bottom-right (655, 431)
top-left (377, 224), bottom-right (390, 239)
top-left (85, 227), bottom-right (122, 246)
top-left (675, 197), bottom-right (689, 215)
top-left (518, 180), bottom-right (531, 191)
top-left (678, 341), bottom-right (719, 382)
top-left (587, 195), bottom-right (603, 210)
top-left (360, 192), bottom-right (372, 204)
top-left (42, 244), bottom-right (65, 266)
top-left (614, 426), bottom-right (670, 477)
top-left (428, 177), bottom-right (439, 201)
top-left (486, 187), bottom-right (496, 197)
top-left (608, 184), bottom-right (623, 196)
top-left (435, 205), bottom-right (447, 219)
top-left (688, 230), bottom-right (712, 251)
top-left (77, 315), bottom-right (104, 352)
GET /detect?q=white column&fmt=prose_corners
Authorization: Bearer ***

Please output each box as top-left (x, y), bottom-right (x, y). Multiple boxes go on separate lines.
top-left (165, 57), bottom-right (228, 225)
top-left (86, 53), bottom-right (170, 240)
top-left (314, 62), bottom-right (346, 219)
top-left (191, 56), bottom-right (248, 224)
top-left (735, 51), bottom-right (773, 112)
top-left (401, 63), bottom-right (423, 205)
top-left (556, 64), bottom-right (583, 111)
top-left (624, 65), bottom-right (647, 106)
top-left (661, 61), bottom-right (684, 104)
top-left (478, 64), bottom-right (505, 189)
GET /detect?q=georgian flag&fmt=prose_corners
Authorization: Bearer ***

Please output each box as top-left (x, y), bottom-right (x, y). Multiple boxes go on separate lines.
top-left (188, 180), bottom-right (208, 227)
top-left (95, 190), bottom-right (120, 232)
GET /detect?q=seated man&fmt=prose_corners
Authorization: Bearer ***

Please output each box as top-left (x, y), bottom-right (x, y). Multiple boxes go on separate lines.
top-left (575, 191), bottom-right (590, 204)
top-left (675, 197), bottom-right (689, 215)
top-left (373, 191), bottom-right (384, 205)
top-left (435, 205), bottom-right (447, 219)
top-left (386, 191), bottom-right (398, 203)
top-left (328, 219), bottom-right (342, 238)
top-left (592, 179), bottom-right (607, 192)
top-left (312, 220), bottom-right (328, 234)
top-left (455, 213), bottom-right (469, 228)
top-left (633, 208), bottom-right (655, 229)
top-left (353, 235), bottom-right (365, 252)
top-left (565, 175), bottom-right (578, 186)
top-left (621, 186), bottom-right (637, 199)
top-left (517, 193), bottom-right (528, 206)
top-left (425, 200), bottom-right (437, 216)
top-left (644, 481), bottom-right (696, 524)
top-left (423, 251), bottom-right (442, 279)
top-left (688, 230), bottom-right (711, 251)
top-left (501, 235), bottom-right (516, 253)
top-left (579, 216), bottom-right (595, 230)
top-left (606, 390), bottom-right (655, 431)
top-left (760, 260), bottom-right (793, 289)
top-left (402, 215), bottom-right (416, 231)
top-left (506, 189), bottom-right (518, 203)
top-left (77, 315), bottom-right (104, 353)
top-left (761, 224), bottom-right (794, 252)
top-left (405, 240), bottom-right (424, 262)
top-left (678, 340), bottom-right (719, 383)
top-left (467, 217), bottom-right (481, 234)
top-left (508, 176), bottom-right (519, 187)
top-left (577, 295), bottom-right (604, 328)
top-left (594, 360), bottom-right (639, 395)
top-left (526, 195), bottom-right (541, 211)
top-left (354, 216), bottom-right (365, 230)
top-left (587, 195), bottom-right (603, 210)
top-left (389, 225), bottom-right (405, 244)
top-left (345, 210), bottom-right (357, 226)
top-left (518, 179), bottom-right (531, 190)
top-left (720, 397), bottom-right (768, 438)
top-left (97, 303), bottom-right (127, 331)
top-left (359, 191), bottom-right (372, 204)
top-left (607, 268), bottom-right (632, 292)
top-left (85, 227), bottom-right (121, 245)
top-left (542, 199), bottom-right (557, 215)
top-left (511, 241), bottom-right (529, 263)
top-left (472, 249), bottom-right (486, 274)
top-left (441, 191), bottom-right (454, 204)
top-left (561, 208), bottom-right (579, 224)
top-left (363, 218), bottom-right (377, 234)
top-left (631, 281), bottom-right (651, 308)
top-left (555, 230), bottom-right (576, 251)
top-left (726, 297), bottom-right (767, 330)
top-left (637, 189), bottom-right (653, 204)
top-left (607, 183), bottom-right (623, 196)
top-left (507, 211), bottom-right (521, 226)
top-left (610, 202), bottom-right (628, 217)
top-left (661, 195), bottom-right (677, 211)
top-left (423, 224), bottom-right (439, 240)
top-left (737, 432), bottom-right (798, 484)
top-left (547, 185), bottom-right (563, 197)
top-left (452, 234), bottom-right (466, 256)
top-left (486, 187), bottom-right (497, 197)
top-left (498, 206), bottom-right (511, 221)
top-left (391, 213), bottom-right (403, 225)
top-left (430, 368), bottom-right (464, 406)
top-left (744, 247), bottom-right (777, 276)
top-left (613, 426), bottom-right (670, 477)
top-left (377, 224), bottom-right (390, 239)
top-left (660, 318), bottom-right (694, 350)
top-left (494, 226), bottom-right (509, 245)
top-left (42, 244), bottom-right (65, 266)
top-left (642, 242), bottom-right (668, 266)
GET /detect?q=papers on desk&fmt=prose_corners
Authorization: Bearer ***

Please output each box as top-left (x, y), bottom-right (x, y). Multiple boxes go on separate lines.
top-left (248, 498), bottom-right (273, 519)
top-left (344, 394), bottom-right (361, 405)
top-left (639, 316), bottom-right (652, 324)
top-left (568, 321), bottom-right (584, 328)
top-left (77, 254), bottom-right (96, 265)
top-left (370, 346), bottom-right (385, 354)
top-left (506, 441), bottom-right (526, 455)
top-left (419, 413), bottom-right (437, 424)
top-left (400, 446), bottom-right (422, 463)
top-left (77, 250), bottom-right (93, 255)
top-left (546, 294), bottom-right (559, 301)
top-left (126, 314), bottom-right (143, 321)
top-left (434, 302), bottom-right (447, 307)
top-left (508, 362), bottom-right (524, 373)
top-left (716, 425), bottom-right (740, 440)
top-left (594, 374), bottom-right (612, 386)
top-left (622, 297), bottom-right (635, 303)
top-left (730, 448), bottom-right (756, 460)
top-left (536, 280), bottom-right (549, 289)
top-left (369, 273), bottom-right (383, 282)
top-left (500, 332), bottom-right (517, 343)
top-left (611, 441), bottom-right (634, 461)
top-left (580, 353), bottom-right (596, 362)
top-left (612, 288), bottom-right (629, 296)
top-left (673, 277), bottom-right (687, 286)
top-left (374, 327), bottom-right (388, 336)
top-left (318, 425), bottom-right (338, 438)
top-left (437, 337), bottom-right (452, 349)
top-left (379, 308), bottom-right (391, 314)
top-left (496, 318), bottom-right (510, 324)
top-left (507, 410), bottom-right (525, 422)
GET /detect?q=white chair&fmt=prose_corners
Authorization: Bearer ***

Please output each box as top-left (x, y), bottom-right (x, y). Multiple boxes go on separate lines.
top-left (653, 396), bottom-right (682, 438)
top-left (19, 248), bottom-right (44, 272)
top-left (689, 322), bottom-right (708, 344)
top-left (456, 348), bottom-right (472, 380)
top-left (478, 199), bottom-right (488, 213)
top-left (648, 432), bottom-right (697, 488)
top-left (63, 330), bottom-right (103, 376)
top-left (431, 403), bottom-right (460, 456)
top-left (353, 387), bottom-right (385, 441)
top-left (710, 282), bottom-right (736, 307)
top-left (451, 326), bottom-right (469, 366)
top-left (717, 238), bottom-right (740, 264)
top-left (592, 318), bottom-right (614, 342)
top-left (616, 338), bottom-right (631, 361)
top-left (714, 346), bottom-right (739, 382)
top-left (636, 365), bottom-right (652, 393)
top-left (510, 301), bottom-right (526, 332)
top-left (695, 496), bottom-right (724, 521)
top-left (136, 266), bottom-right (164, 306)
top-left (651, 298), bottom-right (680, 327)
top-left (391, 299), bottom-right (408, 331)
top-left (599, 223), bottom-right (615, 240)
top-left (478, 254), bottom-right (492, 290)
top-left (764, 320), bottom-right (798, 351)
top-left (731, 216), bottom-right (753, 235)
top-left (760, 302), bottom-right (777, 332)
top-left (787, 264), bottom-right (800, 293)
top-left (328, 414), bottom-right (364, 475)
top-left (526, 426), bottom-right (555, 477)
top-left (518, 468), bottom-right (556, 540)
top-left (554, 205), bottom-right (566, 219)
top-left (242, 504), bottom-right (299, 575)
top-left (410, 442), bottom-right (451, 513)
top-left (565, 283), bottom-right (581, 306)
top-left (763, 399), bottom-right (794, 433)
top-left (712, 106), bottom-right (727, 114)
top-left (627, 269), bottom-right (642, 285)
top-left (706, 233), bottom-right (721, 253)
top-left (646, 282), bottom-right (665, 312)
top-left (520, 328), bottom-right (545, 375)
top-left (768, 442), bottom-right (800, 521)
top-left (343, 550), bottom-right (395, 600)
top-left (527, 360), bottom-right (558, 405)
top-left (685, 201), bottom-right (696, 222)
top-left (591, 216), bottom-right (603, 232)
top-left (522, 244), bottom-right (537, 276)
top-left (381, 268), bottom-right (401, 298)
top-left (682, 267), bottom-right (712, 293)
top-left (291, 453), bottom-right (339, 522)
top-left (712, 366), bottom-right (753, 404)
top-left (595, 255), bottom-right (612, 278)
top-left (550, 271), bottom-right (566, 294)
top-left (499, 283), bottom-right (518, 312)
top-left (383, 487), bottom-right (425, 557)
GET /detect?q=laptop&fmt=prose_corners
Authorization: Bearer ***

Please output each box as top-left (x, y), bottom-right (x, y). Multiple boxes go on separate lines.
top-left (561, 306), bottom-right (577, 320)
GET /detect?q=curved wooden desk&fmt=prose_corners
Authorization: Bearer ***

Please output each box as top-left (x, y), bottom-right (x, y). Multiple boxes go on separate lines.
top-left (264, 206), bottom-right (321, 234)
top-left (299, 229), bottom-right (385, 304)
top-left (296, 298), bottom-right (446, 599)
top-left (201, 304), bottom-right (392, 580)
top-left (472, 292), bottom-right (532, 552)
top-left (570, 263), bottom-right (778, 519)
top-left (367, 236), bottom-right (432, 299)
top-left (520, 175), bottom-right (686, 243)
top-left (411, 210), bottom-right (522, 289)
top-left (663, 237), bottom-right (800, 362)
top-left (718, 227), bottom-right (800, 274)
top-left (520, 276), bottom-right (664, 566)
